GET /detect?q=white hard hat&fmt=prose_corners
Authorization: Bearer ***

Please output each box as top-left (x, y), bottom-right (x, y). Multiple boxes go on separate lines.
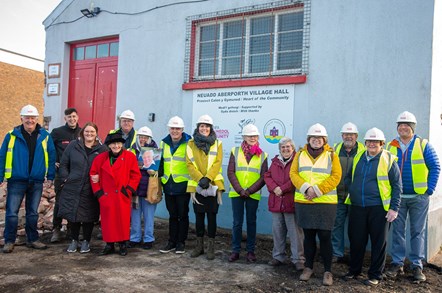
top-left (137, 126), bottom-right (153, 137)
top-left (307, 123), bottom-right (328, 137)
top-left (364, 127), bottom-right (386, 141)
top-left (396, 111), bottom-right (417, 124)
top-left (167, 116), bottom-right (185, 128)
top-left (197, 114), bottom-right (213, 125)
top-left (242, 124), bottom-right (260, 136)
top-left (20, 105), bottom-right (39, 116)
top-left (120, 110), bottom-right (135, 121)
top-left (340, 122), bottom-right (359, 134)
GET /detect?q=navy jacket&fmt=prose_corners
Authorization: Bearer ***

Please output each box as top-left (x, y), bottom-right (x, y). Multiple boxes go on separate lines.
top-left (347, 150), bottom-right (402, 211)
top-left (388, 135), bottom-right (440, 195)
top-left (0, 125), bottom-right (56, 182)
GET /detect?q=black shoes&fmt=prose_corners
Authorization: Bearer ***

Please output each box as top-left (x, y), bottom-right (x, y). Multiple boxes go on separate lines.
top-left (142, 242), bottom-right (153, 250)
top-left (100, 243), bottom-right (115, 255)
top-left (175, 243), bottom-right (185, 254)
top-left (160, 241), bottom-right (176, 253)
top-left (119, 242), bottom-right (128, 256)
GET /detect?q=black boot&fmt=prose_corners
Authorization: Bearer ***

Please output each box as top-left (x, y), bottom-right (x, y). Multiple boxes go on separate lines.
top-left (100, 242), bottom-right (115, 255)
top-left (119, 241), bottom-right (128, 256)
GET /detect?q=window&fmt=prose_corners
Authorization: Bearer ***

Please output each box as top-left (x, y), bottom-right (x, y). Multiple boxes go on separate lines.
top-left (184, 0), bottom-right (310, 87)
top-left (72, 40), bottom-right (119, 61)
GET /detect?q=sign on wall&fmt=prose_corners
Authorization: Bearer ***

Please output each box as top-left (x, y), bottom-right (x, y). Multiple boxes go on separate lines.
top-left (192, 85), bottom-right (295, 161)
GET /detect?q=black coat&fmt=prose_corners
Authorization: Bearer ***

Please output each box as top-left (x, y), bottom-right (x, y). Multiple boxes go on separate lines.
top-left (58, 139), bottom-right (108, 223)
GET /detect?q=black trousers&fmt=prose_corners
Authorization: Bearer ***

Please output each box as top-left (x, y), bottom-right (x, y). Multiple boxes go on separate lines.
top-left (70, 222), bottom-right (94, 242)
top-left (195, 212), bottom-right (217, 238)
top-left (52, 175), bottom-right (63, 229)
top-left (303, 229), bottom-right (333, 271)
top-left (165, 193), bottom-right (190, 244)
top-left (348, 205), bottom-right (389, 280)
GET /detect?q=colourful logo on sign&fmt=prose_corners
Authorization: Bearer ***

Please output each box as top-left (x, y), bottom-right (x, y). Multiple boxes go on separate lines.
top-left (264, 119), bottom-right (286, 144)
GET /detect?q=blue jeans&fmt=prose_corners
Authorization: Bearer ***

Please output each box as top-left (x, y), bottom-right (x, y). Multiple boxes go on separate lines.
top-left (390, 195), bottom-right (429, 269)
top-left (231, 196), bottom-right (259, 253)
top-left (331, 198), bottom-right (349, 257)
top-left (130, 197), bottom-right (157, 243)
top-left (4, 181), bottom-right (43, 244)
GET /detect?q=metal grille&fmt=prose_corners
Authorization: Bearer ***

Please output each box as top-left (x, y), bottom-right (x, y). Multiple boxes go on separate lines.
top-left (184, 0), bottom-right (310, 83)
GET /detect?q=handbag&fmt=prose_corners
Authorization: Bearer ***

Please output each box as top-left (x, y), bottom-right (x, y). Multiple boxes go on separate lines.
top-left (146, 172), bottom-right (162, 204)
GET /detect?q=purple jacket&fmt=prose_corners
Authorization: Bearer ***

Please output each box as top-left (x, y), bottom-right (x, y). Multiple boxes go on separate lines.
top-left (264, 154), bottom-right (296, 213)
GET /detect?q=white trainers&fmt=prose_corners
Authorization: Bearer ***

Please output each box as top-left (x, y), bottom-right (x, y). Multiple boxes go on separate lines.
top-left (67, 240), bottom-right (78, 253)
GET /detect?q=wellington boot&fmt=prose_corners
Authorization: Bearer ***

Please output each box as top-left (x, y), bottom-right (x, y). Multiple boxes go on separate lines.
top-left (207, 238), bottom-right (215, 260)
top-left (190, 237), bottom-right (204, 258)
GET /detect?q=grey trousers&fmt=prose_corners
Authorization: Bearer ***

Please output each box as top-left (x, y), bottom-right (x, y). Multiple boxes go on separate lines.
top-left (271, 212), bottom-right (305, 264)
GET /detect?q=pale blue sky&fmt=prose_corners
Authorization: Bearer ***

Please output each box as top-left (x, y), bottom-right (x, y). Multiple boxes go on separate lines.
top-left (0, 0), bottom-right (61, 71)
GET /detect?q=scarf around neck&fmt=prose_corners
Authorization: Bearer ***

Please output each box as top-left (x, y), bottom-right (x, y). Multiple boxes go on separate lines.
top-left (241, 140), bottom-right (263, 160)
top-left (307, 144), bottom-right (324, 159)
top-left (193, 131), bottom-right (216, 155)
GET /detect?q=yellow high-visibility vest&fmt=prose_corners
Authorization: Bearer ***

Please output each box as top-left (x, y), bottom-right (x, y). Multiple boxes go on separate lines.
top-left (160, 141), bottom-right (190, 184)
top-left (186, 140), bottom-right (224, 188)
top-left (386, 138), bottom-right (428, 194)
top-left (294, 150), bottom-right (337, 204)
top-left (228, 147), bottom-right (267, 201)
top-left (5, 131), bottom-right (49, 179)
top-left (345, 150), bottom-right (396, 211)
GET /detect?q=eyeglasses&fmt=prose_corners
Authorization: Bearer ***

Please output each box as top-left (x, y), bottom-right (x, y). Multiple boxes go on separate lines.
top-left (366, 140), bottom-right (381, 145)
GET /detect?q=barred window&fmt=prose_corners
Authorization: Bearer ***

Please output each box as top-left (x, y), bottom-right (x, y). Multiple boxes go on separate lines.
top-left (184, 0), bottom-right (310, 85)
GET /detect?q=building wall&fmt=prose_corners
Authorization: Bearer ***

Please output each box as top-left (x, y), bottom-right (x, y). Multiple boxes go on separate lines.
top-left (428, 0), bottom-right (442, 259)
top-left (44, 0), bottom-right (441, 257)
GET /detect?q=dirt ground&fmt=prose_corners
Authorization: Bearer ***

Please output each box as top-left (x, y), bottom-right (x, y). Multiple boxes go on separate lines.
top-left (1, 218), bottom-right (441, 293)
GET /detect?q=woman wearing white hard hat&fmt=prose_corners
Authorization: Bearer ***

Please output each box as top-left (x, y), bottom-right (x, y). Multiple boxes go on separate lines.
top-left (128, 126), bottom-right (159, 250)
top-left (227, 123), bottom-right (268, 263)
top-left (344, 127), bottom-right (401, 286)
top-left (290, 123), bottom-right (341, 286)
top-left (186, 114), bottom-right (225, 260)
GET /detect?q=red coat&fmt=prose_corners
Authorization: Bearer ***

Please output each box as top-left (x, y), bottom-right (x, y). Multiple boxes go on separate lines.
top-left (264, 154), bottom-right (296, 213)
top-left (90, 150), bottom-right (141, 242)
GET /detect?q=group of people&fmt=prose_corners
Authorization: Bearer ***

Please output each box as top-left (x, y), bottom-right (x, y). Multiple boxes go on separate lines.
top-left (0, 105), bottom-right (439, 287)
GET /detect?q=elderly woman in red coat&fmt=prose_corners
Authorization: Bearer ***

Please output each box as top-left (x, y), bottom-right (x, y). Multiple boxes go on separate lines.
top-left (90, 132), bottom-right (141, 256)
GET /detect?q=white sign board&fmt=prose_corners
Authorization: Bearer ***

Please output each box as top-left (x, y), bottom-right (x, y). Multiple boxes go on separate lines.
top-left (192, 85), bottom-right (295, 162)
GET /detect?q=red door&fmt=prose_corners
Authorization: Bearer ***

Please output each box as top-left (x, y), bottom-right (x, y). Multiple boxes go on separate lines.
top-left (69, 38), bottom-right (119, 137)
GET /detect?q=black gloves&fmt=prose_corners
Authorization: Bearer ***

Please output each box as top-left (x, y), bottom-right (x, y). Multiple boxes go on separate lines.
top-left (198, 177), bottom-right (211, 189)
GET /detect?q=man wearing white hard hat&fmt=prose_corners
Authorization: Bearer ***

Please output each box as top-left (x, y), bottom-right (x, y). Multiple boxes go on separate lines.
top-left (128, 126), bottom-right (159, 250)
top-left (109, 109), bottom-right (137, 150)
top-left (344, 127), bottom-right (401, 286)
top-left (385, 111), bottom-right (440, 282)
top-left (0, 105), bottom-right (56, 253)
top-left (331, 122), bottom-right (365, 263)
top-left (159, 116), bottom-right (192, 254)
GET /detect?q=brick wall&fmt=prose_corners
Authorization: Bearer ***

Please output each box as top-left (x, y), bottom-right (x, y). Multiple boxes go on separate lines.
top-left (0, 62), bottom-right (44, 144)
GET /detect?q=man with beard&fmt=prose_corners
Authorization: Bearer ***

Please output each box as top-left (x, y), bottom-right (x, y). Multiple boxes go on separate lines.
top-left (331, 122), bottom-right (365, 263)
